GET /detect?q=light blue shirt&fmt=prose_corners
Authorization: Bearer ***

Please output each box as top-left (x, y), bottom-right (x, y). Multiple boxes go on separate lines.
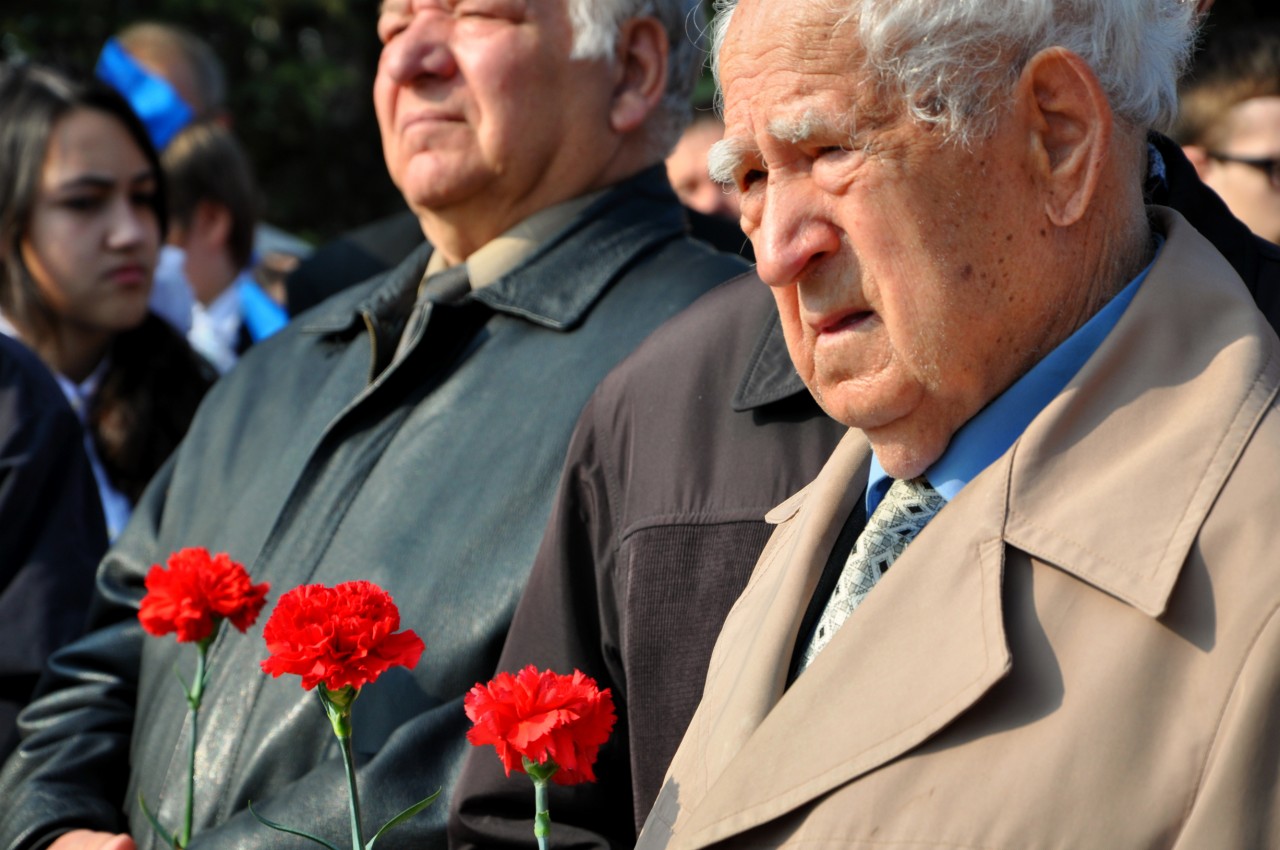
top-left (866, 245), bottom-right (1159, 514)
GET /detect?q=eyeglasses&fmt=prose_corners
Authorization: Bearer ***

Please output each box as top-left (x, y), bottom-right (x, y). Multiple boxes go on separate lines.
top-left (1207, 151), bottom-right (1280, 190)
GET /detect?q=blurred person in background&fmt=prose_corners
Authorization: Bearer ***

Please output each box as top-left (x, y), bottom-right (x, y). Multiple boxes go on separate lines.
top-left (0, 333), bottom-right (106, 758)
top-left (162, 122), bottom-right (288, 374)
top-left (97, 21), bottom-right (309, 327)
top-left (0, 63), bottom-right (212, 541)
top-left (1175, 22), bottom-right (1280, 244)
top-left (666, 112), bottom-right (739, 220)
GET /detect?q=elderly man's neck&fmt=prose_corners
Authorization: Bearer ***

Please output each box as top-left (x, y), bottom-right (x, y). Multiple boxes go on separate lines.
top-left (416, 151), bottom-right (659, 266)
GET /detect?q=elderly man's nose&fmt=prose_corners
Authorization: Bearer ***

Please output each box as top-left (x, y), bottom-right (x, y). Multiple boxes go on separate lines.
top-left (381, 16), bottom-right (458, 82)
top-left (752, 185), bottom-right (841, 288)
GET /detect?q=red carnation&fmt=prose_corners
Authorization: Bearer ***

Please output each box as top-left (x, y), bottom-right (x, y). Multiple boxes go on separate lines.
top-left (465, 665), bottom-right (617, 785)
top-left (139, 548), bottom-right (270, 644)
top-left (259, 580), bottom-right (425, 691)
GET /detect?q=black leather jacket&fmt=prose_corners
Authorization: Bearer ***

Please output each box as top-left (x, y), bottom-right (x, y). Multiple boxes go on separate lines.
top-left (0, 167), bottom-right (746, 850)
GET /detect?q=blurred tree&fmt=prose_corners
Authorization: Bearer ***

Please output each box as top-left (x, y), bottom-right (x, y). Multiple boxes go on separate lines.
top-left (2, 0), bottom-right (405, 245)
top-left (1, 0), bottom-right (731, 245)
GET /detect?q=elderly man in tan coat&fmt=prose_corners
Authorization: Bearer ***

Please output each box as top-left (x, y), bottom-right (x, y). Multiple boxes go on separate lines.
top-left (637, 0), bottom-right (1280, 847)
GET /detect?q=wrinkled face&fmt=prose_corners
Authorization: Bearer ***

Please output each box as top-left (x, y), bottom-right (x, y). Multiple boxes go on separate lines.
top-left (1200, 96), bottom-right (1280, 244)
top-left (716, 0), bottom-right (1064, 477)
top-left (20, 107), bottom-right (159, 338)
top-left (374, 0), bottom-right (616, 248)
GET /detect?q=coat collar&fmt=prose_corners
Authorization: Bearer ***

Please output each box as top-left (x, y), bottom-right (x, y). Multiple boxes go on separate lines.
top-left (1002, 206), bottom-right (1280, 617)
top-left (660, 207), bottom-right (1280, 849)
top-left (300, 165), bottom-right (687, 337)
top-left (731, 299), bottom-right (810, 411)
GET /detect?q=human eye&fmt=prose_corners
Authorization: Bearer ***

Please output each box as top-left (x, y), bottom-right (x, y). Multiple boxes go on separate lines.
top-left (130, 189), bottom-right (158, 210)
top-left (58, 194), bottom-right (105, 213)
top-left (738, 167), bottom-right (768, 192)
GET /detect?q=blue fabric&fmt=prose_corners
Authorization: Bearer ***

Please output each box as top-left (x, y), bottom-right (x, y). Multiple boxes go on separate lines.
top-left (237, 278), bottom-right (289, 342)
top-left (95, 39), bottom-right (193, 150)
top-left (867, 246), bottom-right (1159, 514)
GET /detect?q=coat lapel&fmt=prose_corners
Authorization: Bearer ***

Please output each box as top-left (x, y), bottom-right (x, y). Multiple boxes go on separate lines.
top-left (675, 432), bottom-right (1014, 848)
top-left (655, 207), bottom-right (1280, 849)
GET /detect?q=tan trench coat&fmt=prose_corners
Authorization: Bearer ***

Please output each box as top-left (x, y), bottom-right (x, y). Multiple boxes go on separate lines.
top-left (638, 208), bottom-right (1280, 849)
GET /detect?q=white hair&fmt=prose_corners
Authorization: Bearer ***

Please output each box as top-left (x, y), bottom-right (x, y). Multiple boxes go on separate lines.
top-left (567, 0), bottom-right (707, 152)
top-left (711, 0), bottom-right (1198, 145)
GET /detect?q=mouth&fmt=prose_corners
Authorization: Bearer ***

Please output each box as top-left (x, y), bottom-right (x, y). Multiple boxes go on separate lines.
top-left (400, 110), bottom-right (463, 133)
top-left (106, 264), bottom-right (149, 287)
top-left (816, 309), bottom-right (874, 336)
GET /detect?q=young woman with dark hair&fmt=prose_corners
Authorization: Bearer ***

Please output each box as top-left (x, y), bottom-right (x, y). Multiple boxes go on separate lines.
top-left (0, 62), bottom-right (212, 540)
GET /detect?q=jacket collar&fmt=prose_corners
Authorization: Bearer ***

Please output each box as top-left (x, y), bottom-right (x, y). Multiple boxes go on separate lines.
top-left (662, 207), bottom-right (1280, 848)
top-left (1002, 206), bottom-right (1280, 617)
top-left (301, 164), bottom-right (687, 336)
top-left (731, 298), bottom-right (810, 411)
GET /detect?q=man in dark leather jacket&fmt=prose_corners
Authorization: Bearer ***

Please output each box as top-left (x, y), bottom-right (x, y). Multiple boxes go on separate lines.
top-left (0, 3), bottom-right (745, 849)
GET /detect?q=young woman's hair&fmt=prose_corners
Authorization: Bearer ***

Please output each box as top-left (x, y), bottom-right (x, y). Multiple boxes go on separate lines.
top-left (0, 62), bottom-right (168, 342)
top-left (0, 61), bottom-right (210, 504)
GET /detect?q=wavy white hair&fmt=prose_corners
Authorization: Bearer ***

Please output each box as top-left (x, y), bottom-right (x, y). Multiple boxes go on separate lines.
top-left (711, 0), bottom-right (1198, 144)
top-left (568, 0), bottom-right (706, 152)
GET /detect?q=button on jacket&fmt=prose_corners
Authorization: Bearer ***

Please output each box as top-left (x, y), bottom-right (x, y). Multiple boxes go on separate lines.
top-left (0, 167), bottom-right (746, 850)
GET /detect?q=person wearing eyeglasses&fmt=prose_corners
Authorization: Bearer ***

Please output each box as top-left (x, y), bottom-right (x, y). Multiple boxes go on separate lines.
top-left (1175, 22), bottom-right (1280, 244)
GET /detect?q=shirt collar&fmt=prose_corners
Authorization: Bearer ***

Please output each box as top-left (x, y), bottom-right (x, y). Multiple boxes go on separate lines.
top-left (422, 190), bottom-right (607, 290)
top-left (867, 240), bottom-right (1161, 514)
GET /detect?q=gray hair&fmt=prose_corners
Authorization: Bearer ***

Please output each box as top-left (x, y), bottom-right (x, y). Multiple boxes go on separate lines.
top-left (568, 0), bottom-right (706, 152)
top-left (711, 0), bottom-right (1198, 145)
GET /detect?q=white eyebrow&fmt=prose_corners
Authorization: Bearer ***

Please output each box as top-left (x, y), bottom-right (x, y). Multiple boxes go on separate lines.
top-left (767, 109), bottom-right (850, 145)
top-left (707, 136), bottom-right (752, 186)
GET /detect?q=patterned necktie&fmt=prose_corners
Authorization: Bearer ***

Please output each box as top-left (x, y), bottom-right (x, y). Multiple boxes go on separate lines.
top-left (796, 476), bottom-right (946, 674)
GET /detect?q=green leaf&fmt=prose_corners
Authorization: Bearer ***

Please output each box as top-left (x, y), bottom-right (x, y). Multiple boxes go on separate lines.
top-left (364, 789), bottom-right (441, 850)
top-left (247, 800), bottom-right (342, 850)
top-left (138, 792), bottom-right (179, 849)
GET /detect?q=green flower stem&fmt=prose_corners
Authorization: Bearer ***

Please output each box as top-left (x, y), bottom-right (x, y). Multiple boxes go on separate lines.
top-left (522, 757), bottom-right (559, 850)
top-left (181, 638), bottom-right (211, 849)
top-left (320, 687), bottom-right (364, 850)
top-left (533, 777), bottom-right (550, 850)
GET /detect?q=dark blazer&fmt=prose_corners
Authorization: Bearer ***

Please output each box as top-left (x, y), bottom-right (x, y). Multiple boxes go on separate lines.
top-left (0, 167), bottom-right (746, 850)
top-left (0, 336), bottom-right (105, 757)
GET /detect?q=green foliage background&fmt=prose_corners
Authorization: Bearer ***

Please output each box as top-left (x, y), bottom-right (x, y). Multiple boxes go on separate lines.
top-left (3, 0), bottom-right (403, 246)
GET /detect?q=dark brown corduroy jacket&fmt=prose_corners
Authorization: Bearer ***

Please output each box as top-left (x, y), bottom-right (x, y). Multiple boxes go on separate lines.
top-left (449, 273), bottom-right (847, 848)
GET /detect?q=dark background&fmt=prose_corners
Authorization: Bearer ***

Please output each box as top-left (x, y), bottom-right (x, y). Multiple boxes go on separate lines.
top-left (1, 0), bottom-right (1270, 247)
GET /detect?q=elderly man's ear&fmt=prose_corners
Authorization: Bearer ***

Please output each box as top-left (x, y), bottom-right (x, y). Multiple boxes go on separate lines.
top-left (608, 17), bottom-right (668, 135)
top-left (1018, 46), bottom-right (1114, 228)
